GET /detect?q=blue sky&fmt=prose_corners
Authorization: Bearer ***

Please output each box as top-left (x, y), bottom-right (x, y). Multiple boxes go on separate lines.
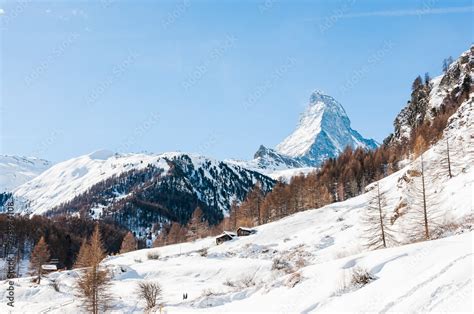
top-left (0, 0), bottom-right (472, 162)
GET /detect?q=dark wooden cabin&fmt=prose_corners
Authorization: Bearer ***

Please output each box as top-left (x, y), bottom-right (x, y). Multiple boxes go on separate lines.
top-left (216, 231), bottom-right (236, 245)
top-left (237, 227), bottom-right (257, 237)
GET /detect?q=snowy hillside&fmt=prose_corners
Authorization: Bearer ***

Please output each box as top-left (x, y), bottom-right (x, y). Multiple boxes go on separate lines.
top-left (11, 150), bottom-right (275, 225)
top-left (1, 98), bottom-right (472, 313)
top-left (12, 150), bottom-right (166, 215)
top-left (275, 91), bottom-right (378, 165)
top-left (0, 155), bottom-right (51, 192)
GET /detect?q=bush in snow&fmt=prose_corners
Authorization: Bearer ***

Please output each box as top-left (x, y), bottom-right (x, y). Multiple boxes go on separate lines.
top-left (238, 275), bottom-right (256, 288)
top-left (50, 279), bottom-right (60, 292)
top-left (350, 267), bottom-right (375, 286)
top-left (137, 281), bottom-right (162, 311)
top-left (336, 267), bottom-right (375, 295)
top-left (147, 251), bottom-right (160, 260)
top-left (201, 288), bottom-right (219, 297)
top-left (286, 272), bottom-right (302, 288)
top-left (223, 275), bottom-right (257, 290)
top-left (295, 256), bottom-right (307, 269)
top-left (197, 248), bottom-right (208, 257)
top-left (223, 278), bottom-right (236, 288)
top-left (272, 257), bottom-right (293, 274)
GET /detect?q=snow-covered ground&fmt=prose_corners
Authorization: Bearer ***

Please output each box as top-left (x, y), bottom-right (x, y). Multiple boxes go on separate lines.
top-left (1, 199), bottom-right (471, 312)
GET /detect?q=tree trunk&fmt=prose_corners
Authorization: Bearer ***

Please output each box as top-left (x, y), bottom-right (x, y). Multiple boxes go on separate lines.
top-left (37, 266), bottom-right (41, 284)
top-left (421, 154), bottom-right (430, 240)
top-left (377, 184), bottom-right (387, 248)
top-left (446, 139), bottom-right (452, 178)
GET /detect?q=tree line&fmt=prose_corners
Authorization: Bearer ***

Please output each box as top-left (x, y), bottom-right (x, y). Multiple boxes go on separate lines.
top-left (0, 215), bottom-right (126, 273)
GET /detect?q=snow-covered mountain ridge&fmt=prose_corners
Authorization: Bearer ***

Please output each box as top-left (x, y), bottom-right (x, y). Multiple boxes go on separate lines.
top-left (10, 150), bottom-right (275, 228)
top-left (0, 155), bottom-right (51, 192)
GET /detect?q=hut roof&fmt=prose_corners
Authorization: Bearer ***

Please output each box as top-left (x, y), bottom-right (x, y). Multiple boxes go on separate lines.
top-left (237, 227), bottom-right (255, 232)
top-left (216, 231), bottom-right (236, 238)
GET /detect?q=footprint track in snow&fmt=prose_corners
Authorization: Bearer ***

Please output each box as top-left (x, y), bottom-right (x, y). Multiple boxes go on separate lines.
top-left (379, 253), bottom-right (473, 313)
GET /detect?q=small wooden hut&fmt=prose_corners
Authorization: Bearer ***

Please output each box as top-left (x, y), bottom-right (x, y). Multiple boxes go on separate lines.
top-left (237, 227), bottom-right (257, 237)
top-left (216, 231), bottom-right (236, 245)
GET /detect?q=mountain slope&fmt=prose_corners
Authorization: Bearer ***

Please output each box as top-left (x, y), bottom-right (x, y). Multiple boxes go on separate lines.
top-left (11, 150), bottom-right (275, 228)
top-left (0, 155), bottom-right (51, 192)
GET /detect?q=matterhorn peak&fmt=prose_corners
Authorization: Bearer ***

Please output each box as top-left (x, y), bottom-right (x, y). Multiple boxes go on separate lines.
top-left (275, 90), bottom-right (377, 166)
top-left (309, 90), bottom-right (333, 103)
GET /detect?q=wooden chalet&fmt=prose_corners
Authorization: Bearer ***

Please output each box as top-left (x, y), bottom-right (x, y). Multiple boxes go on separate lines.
top-left (237, 227), bottom-right (257, 237)
top-left (215, 231), bottom-right (237, 245)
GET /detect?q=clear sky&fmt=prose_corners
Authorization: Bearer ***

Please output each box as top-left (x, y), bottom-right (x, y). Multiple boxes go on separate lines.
top-left (0, 0), bottom-right (472, 162)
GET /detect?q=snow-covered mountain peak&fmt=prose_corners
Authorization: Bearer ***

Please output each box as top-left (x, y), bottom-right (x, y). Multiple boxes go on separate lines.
top-left (0, 155), bottom-right (52, 192)
top-left (88, 149), bottom-right (116, 160)
top-left (275, 91), bottom-right (377, 165)
top-left (309, 90), bottom-right (342, 109)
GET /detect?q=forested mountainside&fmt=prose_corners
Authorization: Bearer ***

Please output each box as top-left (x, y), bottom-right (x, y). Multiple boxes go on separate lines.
top-left (11, 153), bottom-right (274, 231)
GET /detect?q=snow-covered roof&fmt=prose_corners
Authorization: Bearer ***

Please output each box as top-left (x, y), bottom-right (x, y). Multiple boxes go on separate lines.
top-left (237, 227), bottom-right (256, 232)
top-left (217, 231), bottom-right (237, 238)
top-left (41, 264), bottom-right (58, 271)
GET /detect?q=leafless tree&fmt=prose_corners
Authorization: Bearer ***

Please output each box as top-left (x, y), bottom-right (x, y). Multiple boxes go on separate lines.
top-left (361, 183), bottom-right (397, 249)
top-left (406, 153), bottom-right (440, 241)
top-left (137, 281), bottom-right (162, 311)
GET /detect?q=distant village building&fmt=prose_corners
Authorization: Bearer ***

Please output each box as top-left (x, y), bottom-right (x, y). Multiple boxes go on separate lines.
top-left (41, 258), bottom-right (59, 272)
top-left (41, 264), bottom-right (58, 271)
top-left (215, 231), bottom-right (237, 245)
top-left (237, 227), bottom-right (257, 237)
